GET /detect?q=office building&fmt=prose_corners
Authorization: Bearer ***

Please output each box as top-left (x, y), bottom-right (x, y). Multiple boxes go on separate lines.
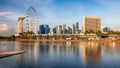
top-left (63, 24), bottom-right (67, 34)
top-left (101, 26), bottom-right (110, 33)
top-left (39, 25), bottom-right (45, 34)
top-left (39, 24), bottom-right (50, 34)
top-left (83, 16), bottom-right (101, 33)
top-left (56, 25), bottom-right (62, 34)
top-left (67, 26), bottom-right (72, 34)
top-left (72, 24), bottom-right (76, 34)
top-left (76, 22), bottom-right (79, 30)
top-left (45, 25), bottom-right (50, 34)
top-left (76, 22), bottom-right (80, 34)
top-left (53, 27), bottom-right (57, 34)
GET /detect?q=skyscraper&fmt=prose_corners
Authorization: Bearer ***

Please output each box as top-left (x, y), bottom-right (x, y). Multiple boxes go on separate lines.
top-left (45, 25), bottom-right (50, 34)
top-left (39, 25), bottom-right (45, 34)
top-left (72, 24), bottom-right (76, 34)
top-left (63, 24), bottom-right (66, 34)
top-left (76, 22), bottom-right (80, 34)
top-left (53, 27), bottom-right (57, 34)
top-left (76, 22), bottom-right (79, 30)
top-left (67, 26), bottom-right (72, 34)
top-left (56, 25), bottom-right (62, 34)
top-left (83, 16), bottom-right (101, 33)
top-left (17, 17), bottom-right (25, 35)
top-left (39, 24), bottom-right (50, 34)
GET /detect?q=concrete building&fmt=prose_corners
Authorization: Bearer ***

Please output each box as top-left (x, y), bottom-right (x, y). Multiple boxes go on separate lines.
top-left (17, 17), bottom-right (25, 35)
top-left (83, 16), bottom-right (101, 33)
top-left (62, 24), bottom-right (66, 34)
top-left (56, 25), bottom-right (62, 34)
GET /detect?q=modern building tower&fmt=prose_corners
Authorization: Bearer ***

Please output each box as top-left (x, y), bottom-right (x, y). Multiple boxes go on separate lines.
top-left (76, 22), bottom-right (79, 30)
top-left (39, 25), bottom-right (45, 34)
top-left (72, 24), bottom-right (76, 34)
top-left (56, 25), bottom-right (62, 34)
top-left (83, 16), bottom-right (101, 33)
top-left (17, 17), bottom-right (25, 35)
top-left (45, 25), bottom-right (50, 34)
top-left (63, 24), bottom-right (66, 34)
top-left (39, 24), bottom-right (50, 34)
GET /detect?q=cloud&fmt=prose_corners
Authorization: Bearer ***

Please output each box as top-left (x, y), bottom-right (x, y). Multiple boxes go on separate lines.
top-left (0, 24), bottom-right (9, 31)
top-left (0, 12), bottom-right (24, 21)
top-left (0, 24), bottom-right (17, 36)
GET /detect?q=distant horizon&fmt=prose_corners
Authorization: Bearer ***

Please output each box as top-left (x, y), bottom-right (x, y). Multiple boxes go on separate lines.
top-left (0, 0), bottom-right (120, 36)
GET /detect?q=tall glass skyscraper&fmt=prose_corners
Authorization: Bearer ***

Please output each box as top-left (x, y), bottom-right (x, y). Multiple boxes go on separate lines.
top-left (39, 24), bottom-right (50, 34)
top-left (45, 25), bottom-right (50, 34)
top-left (39, 25), bottom-right (45, 34)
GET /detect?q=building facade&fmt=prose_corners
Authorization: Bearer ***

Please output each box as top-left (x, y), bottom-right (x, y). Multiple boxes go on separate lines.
top-left (39, 25), bottom-right (50, 34)
top-left (83, 16), bottom-right (101, 33)
top-left (39, 25), bottom-right (45, 34)
top-left (56, 25), bottom-right (62, 34)
top-left (101, 26), bottom-right (110, 33)
top-left (17, 17), bottom-right (25, 35)
top-left (45, 25), bottom-right (50, 34)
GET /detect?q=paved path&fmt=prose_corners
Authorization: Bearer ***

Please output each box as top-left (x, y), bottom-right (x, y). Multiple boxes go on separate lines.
top-left (0, 51), bottom-right (25, 58)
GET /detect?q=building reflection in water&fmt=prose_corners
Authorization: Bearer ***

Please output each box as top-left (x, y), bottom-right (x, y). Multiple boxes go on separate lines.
top-left (13, 41), bottom-right (120, 67)
top-left (33, 41), bottom-right (39, 64)
top-left (15, 41), bottom-right (23, 63)
top-left (103, 41), bottom-right (120, 53)
top-left (80, 42), bottom-right (102, 65)
top-left (0, 41), bottom-right (8, 52)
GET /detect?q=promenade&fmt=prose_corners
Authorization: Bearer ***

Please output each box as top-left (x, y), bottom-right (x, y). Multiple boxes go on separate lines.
top-left (0, 51), bottom-right (24, 58)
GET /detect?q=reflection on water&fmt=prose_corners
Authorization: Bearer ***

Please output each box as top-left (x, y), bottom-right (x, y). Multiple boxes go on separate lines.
top-left (0, 41), bottom-right (120, 68)
top-left (81, 42), bottom-right (102, 65)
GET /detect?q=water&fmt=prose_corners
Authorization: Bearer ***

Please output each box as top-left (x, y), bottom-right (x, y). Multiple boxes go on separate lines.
top-left (0, 41), bottom-right (120, 68)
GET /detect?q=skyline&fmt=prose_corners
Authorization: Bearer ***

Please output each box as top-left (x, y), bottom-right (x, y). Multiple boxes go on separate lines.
top-left (0, 0), bottom-right (120, 35)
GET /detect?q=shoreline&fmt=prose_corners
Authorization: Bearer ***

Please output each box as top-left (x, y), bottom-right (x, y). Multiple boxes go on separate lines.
top-left (15, 39), bottom-right (120, 42)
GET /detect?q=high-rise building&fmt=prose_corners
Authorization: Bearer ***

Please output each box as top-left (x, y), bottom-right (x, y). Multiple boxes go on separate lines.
top-left (67, 26), bottom-right (72, 34)
top-left (39, 25), bottom-right (45, 34)
top-left (72, 24), bottom-right (76, 34)
top-left (53, 27), bottom-right (57, 34)
top-left (76, 22), bottom-right (79, 30)
top-left (39, 24), bottom-right (50, 34)
top-left (83, 16), bottom-right (101, 33)
top-left (56, 25), bottom-right (62, 34)
top-left (63, 24), bottom-right (66, 34)
top-left (17, 17), bottom-right (25, 35)
top-left (45, 25), bottom-right (50, 34)
top-left (76, 22), bottom-right (80, 34)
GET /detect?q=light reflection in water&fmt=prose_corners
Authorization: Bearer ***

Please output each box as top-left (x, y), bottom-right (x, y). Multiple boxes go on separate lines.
top-left (0, 41), bottom-right (120, 68)
top-left (80, 42), bottom-right (102, 65)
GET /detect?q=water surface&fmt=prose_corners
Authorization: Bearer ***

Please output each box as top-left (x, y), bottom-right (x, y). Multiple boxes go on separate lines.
top-left (0, 41), bottom-right (120, 68)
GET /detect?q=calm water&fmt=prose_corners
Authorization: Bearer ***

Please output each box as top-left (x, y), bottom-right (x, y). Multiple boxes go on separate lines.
top-left (0, 41), bottom-right (120, 68)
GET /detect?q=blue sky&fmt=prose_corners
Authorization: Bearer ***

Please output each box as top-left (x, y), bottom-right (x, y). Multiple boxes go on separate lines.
top-left (0, 0), bottom-right (120, 35)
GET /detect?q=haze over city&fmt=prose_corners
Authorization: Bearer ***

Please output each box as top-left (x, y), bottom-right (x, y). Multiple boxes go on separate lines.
top-left (0, 0), bottom-right (120, 36)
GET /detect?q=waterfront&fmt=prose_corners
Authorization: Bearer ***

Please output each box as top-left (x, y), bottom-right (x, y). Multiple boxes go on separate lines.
top-left (0, 41), bottom-right (120, 68)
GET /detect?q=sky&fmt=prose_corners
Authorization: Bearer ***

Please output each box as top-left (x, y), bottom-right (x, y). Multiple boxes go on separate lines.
top-left (0, 0), bottom-right (120, 36)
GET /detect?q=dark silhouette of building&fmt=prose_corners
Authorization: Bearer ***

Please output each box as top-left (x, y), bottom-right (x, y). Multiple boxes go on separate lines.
top-left (39, 24), bottom-right (50, 34)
